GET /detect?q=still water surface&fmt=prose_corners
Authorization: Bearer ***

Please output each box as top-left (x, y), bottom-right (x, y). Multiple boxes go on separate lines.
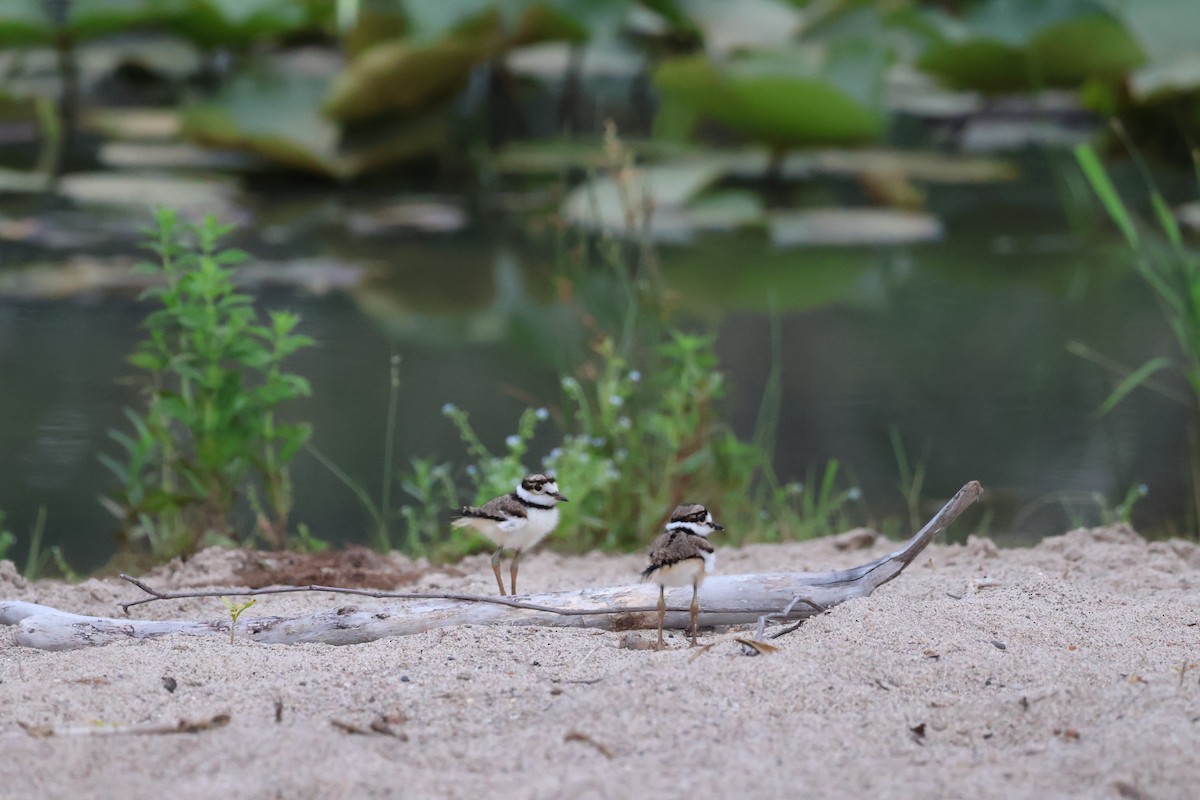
top-left (0, 156), bottom-right (1190, 570)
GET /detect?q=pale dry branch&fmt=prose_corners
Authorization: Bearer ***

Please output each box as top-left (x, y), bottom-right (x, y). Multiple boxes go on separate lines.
top-left (0, 481), bottom-right (982, 651)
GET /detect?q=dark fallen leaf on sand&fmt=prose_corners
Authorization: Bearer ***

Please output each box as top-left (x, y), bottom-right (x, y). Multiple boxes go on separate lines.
top-left (564, 730), bottom-right (613, 759)
top-left (177, 714), bottom-right (231, 734)
top-left (332, 716), bottom-right (408, 739)
top-left (17, 722), bottom-right (54, 738)
top-left (734, 637), bottom-right (779, 656)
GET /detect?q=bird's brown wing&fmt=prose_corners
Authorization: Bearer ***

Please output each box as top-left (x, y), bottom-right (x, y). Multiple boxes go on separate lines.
top-left (454, 493), bottom-right (527, 522)
top-left (641, 531), bottom-right (712, 578)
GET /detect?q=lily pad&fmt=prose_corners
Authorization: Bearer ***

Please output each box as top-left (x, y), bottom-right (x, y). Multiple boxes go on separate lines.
top-left (323, 35), bottom-right (487, 123)
top-left (326, 2), bottom-right (591, 123)
top-left (769, 208), bottom-right (943, 248)
top-left (653, 40), bottom-right (888, 147)
top-left (0, 255), bottom-right (367, 299)
top-left (98, 141), bottom-right (260, 171)
top-left (1114, 0), bottom-right (1200, 100)
top-left (82, 108), bottom-right (183, 141)
top-left (0, 0), bottom-right (329, 48)
top-left (560, 163), bottom-right (724, 240)
top-left (162, 0), bottom-right (329, 50)
top-left (56, 172), bottom-right (245, 222)
top-left (681, 0), bottom-right (800, 58)
top-left (0, 0), bottom-right (166, 46)
top-left (915, 0), bottom-right (1144, 93)
top-left (183, 62), bottom-right (446, 179)
top-left (811, 149), bottom-right (1018, 184)
top-left (345, 200), bottom-right (468, 235)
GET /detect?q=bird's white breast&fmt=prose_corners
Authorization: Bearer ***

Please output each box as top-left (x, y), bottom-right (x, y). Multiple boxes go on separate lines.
top-left (653, 551), bottom-right (714, 588)
top-left (504, 505), bottom-right (560, 550)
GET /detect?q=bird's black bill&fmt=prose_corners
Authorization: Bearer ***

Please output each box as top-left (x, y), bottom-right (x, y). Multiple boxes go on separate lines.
top-left (551, 492), bottom-right (569, 501)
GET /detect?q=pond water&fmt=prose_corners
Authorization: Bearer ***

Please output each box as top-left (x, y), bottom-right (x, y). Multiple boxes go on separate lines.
top-left (0, 153), bottom-right (1193, 571)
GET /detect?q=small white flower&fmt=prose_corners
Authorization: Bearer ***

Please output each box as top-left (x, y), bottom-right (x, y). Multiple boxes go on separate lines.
top-left (548, 447), bottom-right (563, 461)
top-left (628, 370), bottom-right (641, 383)
top-left (615, 448), bottom-right (628, 462)
top-left (617, 416), bottom-right (631, 429)
top-left (608, 395), bottom-right (623, 407)
top-left (505, 435), bottom-right (521, 449)
top-left (535, 407), bottom-right (549, 420)
top-left (440, 403), bottom-right (456, 415)
top-left (847, 487), bottom-right (862, 501)
top-left (466, 465), bottom-right (477, 476)
top-left (590, 437), bottom-right (607, 448)
top-left (561, 377), bottom-right (578, 389)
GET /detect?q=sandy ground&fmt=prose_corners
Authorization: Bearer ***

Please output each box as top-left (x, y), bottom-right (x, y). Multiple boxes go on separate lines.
top-left (1, 525), bottom-right (1198, 800)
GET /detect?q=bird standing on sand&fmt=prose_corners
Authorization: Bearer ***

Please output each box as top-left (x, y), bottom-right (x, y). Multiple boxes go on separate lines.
top-left (641, 503), bottom-right (723, 649)
top-left (451, 473), bottom-right (568, 596)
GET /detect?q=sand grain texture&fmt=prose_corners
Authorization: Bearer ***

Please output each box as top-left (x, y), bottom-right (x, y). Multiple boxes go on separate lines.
top-left (2, 525), bottom-right (1198, 799)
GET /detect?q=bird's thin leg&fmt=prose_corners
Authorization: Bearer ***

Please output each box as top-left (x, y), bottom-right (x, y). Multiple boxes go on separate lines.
top-left (689, 583), bottom-right (700, 647)
top-left (656, 585), bottom-right (666, 650)
top-left (491, 549), bottom-right (507, 596)
top-left (510, 549), bottom-right (522, 596)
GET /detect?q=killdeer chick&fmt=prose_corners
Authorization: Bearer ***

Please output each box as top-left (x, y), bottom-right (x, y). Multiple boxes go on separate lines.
top-left (641, 503), bottom-right (723, 649)
top-left (451, 473), bottom-right (568, 596)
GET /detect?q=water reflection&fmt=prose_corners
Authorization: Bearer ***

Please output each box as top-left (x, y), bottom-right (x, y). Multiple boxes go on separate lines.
top-left (0, 171), bottom-right (1191, 570)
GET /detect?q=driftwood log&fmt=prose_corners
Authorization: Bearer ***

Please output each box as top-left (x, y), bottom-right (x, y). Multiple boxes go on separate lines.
top-left (0, 481), bottom-right (982, 652)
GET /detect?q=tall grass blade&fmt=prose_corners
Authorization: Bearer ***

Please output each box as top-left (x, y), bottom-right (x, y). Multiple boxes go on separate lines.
top-left (1150, 192), bottom-right (1183, 247)
top-left (22, 506), bottom-right (47, 580)
top-left (1097, 356), bottom-right (1175, 417)
top-left (380, 353), bottom-right (401, 551)
top-left (1067, 341), bottom-right (1191, 406)
top-left (305, 443), bottom-right (388, 550)
top-left (750, 298), bottom-right (783, 460)
top-left (1074, 144), bottom-right (1139, 248)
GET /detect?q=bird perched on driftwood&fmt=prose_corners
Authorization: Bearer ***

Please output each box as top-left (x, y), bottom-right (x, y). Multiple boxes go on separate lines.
top-left (642, 503), bottom-right (723, 649)
top-left (451, 473), bottom-right (568, 596)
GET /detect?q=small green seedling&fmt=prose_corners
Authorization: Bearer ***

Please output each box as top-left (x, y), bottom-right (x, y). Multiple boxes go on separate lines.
top-left (221, 597), bottom-right (256, 644)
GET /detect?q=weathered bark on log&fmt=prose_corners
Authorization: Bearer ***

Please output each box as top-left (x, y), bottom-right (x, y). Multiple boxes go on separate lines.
top-left (0, 481), bottom-right (982, 652)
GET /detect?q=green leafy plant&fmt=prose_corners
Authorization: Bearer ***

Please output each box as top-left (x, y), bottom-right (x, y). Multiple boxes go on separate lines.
top-left (1074, 135), bottom-right (1200, 526)
top-left (429, 124), bottom-right (863, 553)
top-left (221, 597), bottom-right (256, 644)
top-left (396, 457), bottom-right (461, 558)
top-left (101, 209), bottom-right (315, 559)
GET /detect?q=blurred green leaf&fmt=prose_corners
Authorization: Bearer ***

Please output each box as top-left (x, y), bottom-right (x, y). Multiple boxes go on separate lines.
top-left (183, 62), bottom-right (445, 178)
top-left (323, 35), bottom-right (485, 122)
top-left (916, 0), bottom-right (1143, 92)
top-left (654, 40), bottom-right (887, 147)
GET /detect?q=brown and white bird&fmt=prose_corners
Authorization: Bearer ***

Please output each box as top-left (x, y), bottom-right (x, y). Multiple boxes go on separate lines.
top-left (641, 503), bottom-right (723, 649)
top-left (451, 473), bottom-right (568, 596)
